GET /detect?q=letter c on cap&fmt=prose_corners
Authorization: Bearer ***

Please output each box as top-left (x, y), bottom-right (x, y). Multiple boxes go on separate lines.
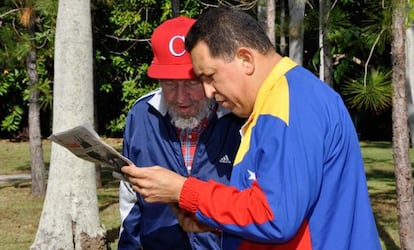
top-left (169, 35), bottom-right (186, 57)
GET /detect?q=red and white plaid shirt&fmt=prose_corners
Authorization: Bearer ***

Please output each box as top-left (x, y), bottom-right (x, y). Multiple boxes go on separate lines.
top-left (176, 118), bottom-right (209, 175)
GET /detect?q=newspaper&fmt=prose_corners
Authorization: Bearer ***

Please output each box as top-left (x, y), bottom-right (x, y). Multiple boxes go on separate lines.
top-left (48, 124), bottom-right (132, 180)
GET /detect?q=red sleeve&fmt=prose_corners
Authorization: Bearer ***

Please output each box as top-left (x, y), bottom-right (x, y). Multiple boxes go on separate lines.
top-left (179, 176), bottom-right (203, 213)
top-left (179, 177), bottom-right (273, 226)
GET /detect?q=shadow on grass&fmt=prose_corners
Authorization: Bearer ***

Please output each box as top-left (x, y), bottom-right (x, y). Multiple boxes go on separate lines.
top-left (98, 168), bottom-right (121, 209)
top-left (98, 193), bottom-right (119, 212)
top-left (366, 168), bottom-right (395, 183)
top-left (100, 169), bottom-right (122, 187)
top-left (360, 141), bottom-right (392, 149)
top-left (0, 180), bottom-right (31, 190)
top-left (366, 164), bottom-right (400, 249)
top-left (98, 169), bottom-right (121, 249)
top-left (106, 226), bottom-right (120, 248)
top-left (377, 224), bottom-right (399, 250)
top-left (15, 164), bottom-right (31, 172)
top-left (6, 162), bottom-right (50, 178)
top-left (363, 156), bottom-right (393, 166)
top-left (370, 189), bottom-right (399, 250)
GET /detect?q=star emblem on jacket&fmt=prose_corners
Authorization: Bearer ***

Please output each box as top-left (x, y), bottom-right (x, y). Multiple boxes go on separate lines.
top-left (248, 169), bottom-right (256, 181)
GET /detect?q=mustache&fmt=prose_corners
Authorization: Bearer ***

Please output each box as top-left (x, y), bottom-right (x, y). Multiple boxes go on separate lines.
top-left (167, 99), bottom-right (215, 130)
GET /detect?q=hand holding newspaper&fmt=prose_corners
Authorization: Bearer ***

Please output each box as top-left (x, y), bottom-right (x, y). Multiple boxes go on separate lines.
top-left (48, 124), bottom-right (132, 180)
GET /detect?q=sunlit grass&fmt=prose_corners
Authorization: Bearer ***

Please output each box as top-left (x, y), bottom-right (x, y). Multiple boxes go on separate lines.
top-left (0, 139), bottom-right (121, 249)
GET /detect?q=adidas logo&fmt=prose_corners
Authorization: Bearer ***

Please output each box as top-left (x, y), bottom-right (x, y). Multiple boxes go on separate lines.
top-left (219, 155), bottom-right (232, 164)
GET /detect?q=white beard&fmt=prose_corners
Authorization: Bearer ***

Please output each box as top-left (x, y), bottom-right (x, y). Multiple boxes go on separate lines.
top-left (168, 100), bottom-right (214, 130)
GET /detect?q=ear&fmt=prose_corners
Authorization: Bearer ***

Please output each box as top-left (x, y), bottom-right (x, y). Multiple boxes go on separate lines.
top-left (236, 47), bottom-right (255, 75)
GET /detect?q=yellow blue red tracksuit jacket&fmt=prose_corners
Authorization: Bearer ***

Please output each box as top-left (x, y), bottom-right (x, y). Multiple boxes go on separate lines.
top-left (118, 89), bottom-right (245, 249)
top-left (179, 57), bottom-right (382, 249)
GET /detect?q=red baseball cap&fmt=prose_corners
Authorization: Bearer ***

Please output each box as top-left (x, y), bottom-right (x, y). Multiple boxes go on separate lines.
top-left (147, 16), bottom-right (196, 79)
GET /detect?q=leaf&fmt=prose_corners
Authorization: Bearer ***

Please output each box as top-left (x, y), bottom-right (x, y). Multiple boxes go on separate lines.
top-left (342, 68), bottom-right (392, 112)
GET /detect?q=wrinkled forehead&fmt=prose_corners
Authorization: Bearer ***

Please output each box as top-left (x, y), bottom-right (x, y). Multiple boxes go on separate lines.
top-left (159, 79), bottom-right (203, 93)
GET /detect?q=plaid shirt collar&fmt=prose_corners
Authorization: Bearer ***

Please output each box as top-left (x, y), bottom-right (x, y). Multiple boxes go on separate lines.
top-left (175, 105), bottom-right (217, 175)
top-left (176, 117), bottom-right (209, 175)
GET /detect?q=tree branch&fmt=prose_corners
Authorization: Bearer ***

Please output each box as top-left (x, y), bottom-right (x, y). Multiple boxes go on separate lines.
top-left (0, 8), bottom-right (20, 19)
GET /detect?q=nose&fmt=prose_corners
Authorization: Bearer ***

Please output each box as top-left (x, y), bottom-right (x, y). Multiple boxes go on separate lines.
top-left (176, 83), bottom-right (188, 102)
top-left (203, 83), bottom-right (216, 99)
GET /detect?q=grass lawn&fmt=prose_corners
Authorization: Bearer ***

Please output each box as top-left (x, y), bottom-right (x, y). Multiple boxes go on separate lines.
top-left (0, 139), bottom-right (411, 249)
top-left (0, 139), bottom-right (121, 249)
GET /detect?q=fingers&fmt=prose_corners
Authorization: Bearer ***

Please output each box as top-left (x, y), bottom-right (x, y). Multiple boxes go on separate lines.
top-left (169, 203), bottom-right (180, 214)
top-left (121, 164), bottom-right (142, 177)
top-left (121, 167), bottom-right (152, 200)
top-left (121, 166), bottom-right (160, 203)
top-left (169, 203), bottom-right (214, 233)
top-left (120, 165), bottom-right (184, 203)
top-left (127, 179), bottom-right (153, 201)
top-left (121, 165), bottom-right (150, 191)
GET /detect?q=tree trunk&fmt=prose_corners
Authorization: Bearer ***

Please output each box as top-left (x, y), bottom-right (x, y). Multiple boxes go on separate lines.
top-left (391, 0), bottom-right (414, 249)
top-left (172, 0), bottom-right (180, 17)
top-left (257, 0), bottom-right (276, 46)
top-left (95, 164), bottom-right (102, 188)
top-left (322, 38), bottom-right (333, 85)
top-left (319, 0), bottom-right (325, 81)
top-left (30, 0), bottom-right (106, 249)
top-left (21, 6), bottom-right (47, 197)
top-left (258, 1), bottom-right (266, 34)
top-left (318, 0), bottom-right (333, 86)
top-left (266, 0), bottom-right (275, 46)
top-left (320, 0), bottom-right (333, 86)
top-left (288, 0), bottom-right (305, 65)
top-left (94, 108), bottom-right (102, 188)
top-left (406, 23), bottom-right (414, 146)
top-left (279, 0), bottom-right (287, 55)
top-left (27, 48), bottom-right (47, 197)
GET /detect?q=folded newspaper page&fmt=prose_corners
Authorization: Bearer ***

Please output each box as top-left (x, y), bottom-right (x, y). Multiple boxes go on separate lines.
top-left (48, 124), bottom-right (132, 179)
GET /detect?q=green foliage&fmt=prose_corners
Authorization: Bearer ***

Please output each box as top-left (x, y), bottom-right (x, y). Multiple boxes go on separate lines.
top-left (336, 0), bottom-right (394, 115)
top-left (1, 105), bottom-right (24, 132)
top-left (0, 1), bottom-right (56, 137)
top-left (342, 69), bottom-right (392, 112)
top-left (303, 0), bottom-right (395, 133)
top-left (360, 0), bottom-right (392, 55)
top-left (408, 0), bottom-right (414, 25)
top-left (103, 53), bottom-right (158, 133)
top-left (0, 69), bottom-right (25, 134)
top-left (0, 69), bottom-right (23, 96)
top-left (22, 58), bottom-right (53, 111)
top-left (305, 0), bottom-right (362, 85)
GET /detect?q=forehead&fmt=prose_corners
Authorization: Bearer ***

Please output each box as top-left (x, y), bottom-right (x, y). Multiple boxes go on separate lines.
top-left (159, 79), bottom-right (200, 85)
top-left (190, 42), bottom-right (217, 76)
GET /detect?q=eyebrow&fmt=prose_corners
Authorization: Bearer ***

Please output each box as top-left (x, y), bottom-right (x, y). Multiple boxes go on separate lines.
top-left (196, 72), bottom-right (205, 78)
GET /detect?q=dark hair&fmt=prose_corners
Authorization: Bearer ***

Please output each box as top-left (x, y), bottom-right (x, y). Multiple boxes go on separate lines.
top-left (185, 6), bottom-right (274, 61)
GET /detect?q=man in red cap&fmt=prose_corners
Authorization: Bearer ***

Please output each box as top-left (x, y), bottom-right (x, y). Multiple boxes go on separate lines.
top-left (118, 16), bottom-right (244, 250)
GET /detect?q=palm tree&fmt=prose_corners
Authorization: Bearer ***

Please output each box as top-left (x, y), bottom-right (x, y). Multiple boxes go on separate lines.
top-left (342, 69), bottom-right (392, 113)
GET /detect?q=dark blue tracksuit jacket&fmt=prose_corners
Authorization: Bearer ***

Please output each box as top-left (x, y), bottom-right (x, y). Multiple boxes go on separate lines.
top-left (118, 89), bottom-right (244, 250)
